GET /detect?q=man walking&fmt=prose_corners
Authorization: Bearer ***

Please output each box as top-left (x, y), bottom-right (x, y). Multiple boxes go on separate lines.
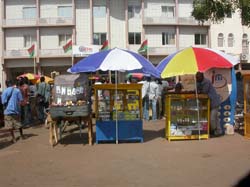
top-left (1, 80), bottom-right (24, 142)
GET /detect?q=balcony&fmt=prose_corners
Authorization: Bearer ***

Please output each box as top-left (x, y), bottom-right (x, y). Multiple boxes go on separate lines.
top-left (148, 46), bottom-right (178, 56)
top-left (4, 49), bottom-right (30, 59)
top-left (178, 17), bottom-right (210, 26)
top-left (2, 17), bottom-right (74, 28)
top-left (2, 18), bottom-right (37, 28)
top-left (39, 49), bottom-right (71, 58)
top-left (143, 16), bottom-right (177, 25)
top-left (3, 48), bottom-right (71, 59)
top-left (39, 17), bottom-right (74, 26)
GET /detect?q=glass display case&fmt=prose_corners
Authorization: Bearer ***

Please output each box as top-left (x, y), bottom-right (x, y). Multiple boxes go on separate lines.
top-left (94, 84), bottom-right (143, 143)
top-left (243, 75), bottom-right (250, 139)
top-left (165, 93), bottom-right (210, 141)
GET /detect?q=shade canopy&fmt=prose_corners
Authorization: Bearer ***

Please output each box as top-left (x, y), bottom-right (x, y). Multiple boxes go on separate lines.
top-left (68, 47), bottom-right (160, 78)
top-left (156, 47), bottom-right (240, 78)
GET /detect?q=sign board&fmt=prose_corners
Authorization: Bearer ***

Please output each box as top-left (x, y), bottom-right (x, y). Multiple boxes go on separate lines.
top-left (72, 45), bottom-right (100, 57)
top-left (53, 74), bottom-right (89, 105)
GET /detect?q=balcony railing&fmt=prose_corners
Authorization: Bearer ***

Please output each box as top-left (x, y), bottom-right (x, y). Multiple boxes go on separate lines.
top-left (39, 17), bottom-right (74, 26)
top-left (178, 17), bottom-right (210, 26)
top-left (148, 46), bottom-right (178, 55)
top-left (143, 16), bottom-right (210, 26)
top-left (39, 49), bottom-right (71, 57)
top-left (143, 16), bottom-right (177, 25)
top-left (2, 18), bottom-right (37, 27)
top-left (2, 17), bottom-right (74, 27)
top-left (4, 48), bottom-right (71, 58)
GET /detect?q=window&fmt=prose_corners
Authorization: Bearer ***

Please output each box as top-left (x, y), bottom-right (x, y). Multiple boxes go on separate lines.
top-left (23, 7), bottom-right (36, 19)
top-left (128, 5), bottom-right (141, 19)
top-left (93, 33), bottom-right (107, 45)
top-left (93, 6), bottom-right (106, 18)
top-left (128, 32), bottom-right (141, 44)
top-left (162, 32), bottom-right (175, 45)
top-left (58, 6), bottom-right (72, 18)
top-left (228, 33), bottom-right (234, 47)
top-left (24, 35), bottom-right (35, 48)
top-left (59, 34), bottom-right (71, 46)
top-left (161, 6), bottom-right (175, 17)
top-left (217, 33), bottom-right (224, 47)
top-left (195, 34), bottom-right (206, 45)
top-left (242, 33), bottom-right (249, 54)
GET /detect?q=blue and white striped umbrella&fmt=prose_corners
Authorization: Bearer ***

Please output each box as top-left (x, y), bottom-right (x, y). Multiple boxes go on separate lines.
top-left (67, 47), bottom-right (159, 78)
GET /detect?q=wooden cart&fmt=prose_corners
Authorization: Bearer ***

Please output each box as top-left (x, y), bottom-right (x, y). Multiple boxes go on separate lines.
top-left (49, 74), bottom-right (93, 146)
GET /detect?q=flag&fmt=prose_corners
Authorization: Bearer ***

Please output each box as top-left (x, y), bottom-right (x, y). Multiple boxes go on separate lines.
top-left (100, 40), bottom-right (109, 51)
top-left (28, 44), bottom-right (35, 58)
top-left (138, 39), bottom-right (148, 53)
top-left (63, 39), bottom-right (72, 53)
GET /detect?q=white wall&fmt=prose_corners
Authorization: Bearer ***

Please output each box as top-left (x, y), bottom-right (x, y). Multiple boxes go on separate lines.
top-left (178, 0), bottom-right (193, 17)
top-left (5, 28), bottom-right (36, 49)
top-left (40, 0), bottom-right (72, 18)
top-left (75, 0), bottom-right (91, 45)
top-left (145, 26), bottom-right (176, 47)
top-left (110, 0), bottom-right (126, 48)
top-left (40, 28), bottom-right (72, 49)
top-left (5, 0), bottom-right (36, 19)
top-left (179, 26), bottom-right (208, 48)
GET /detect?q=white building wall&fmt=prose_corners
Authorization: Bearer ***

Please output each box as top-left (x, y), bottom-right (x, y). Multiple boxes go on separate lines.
top-left (210, 11), bottom-right (250, 57)
top-left (144, 0), bottom-right (175, 17)
top-left (179, 27), bottom-right (208, 48)
top-left (40, 28), bottom-right (72, 49)
top-left (178, 0), bottom-right (193, 17)
top-left (5, 0), bottom-right (36, 19)
top-left (5, 28), bottom-right (36, 49)
top-left (75, 0), bottom-right (91, 45)
top-left (40, 0), bottom-right (72, 18)
top-left (145, 26), bottom-right (176, 47)
top-left (110, 0), bottom-right (126, 48)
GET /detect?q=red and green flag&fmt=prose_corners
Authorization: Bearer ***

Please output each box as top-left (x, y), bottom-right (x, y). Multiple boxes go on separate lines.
top-left (100, 40), bottom-right (109, 51)
top-left (63, 39), bottom-right (72, 53)
top-left (28, 44), bottom-right (35, 58)
top-left (138, 39), bottom-right (148, 54)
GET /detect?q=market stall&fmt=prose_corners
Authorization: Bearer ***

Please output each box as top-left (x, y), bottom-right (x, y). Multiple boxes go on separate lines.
top-left (49, 74), bottom-right (93, 146)
top-left (243, 74), bottom-right (250, 139)
top-left (165, 93), bottom-right (210, 141)
top-left (94, 83), bottom-right (143, 143)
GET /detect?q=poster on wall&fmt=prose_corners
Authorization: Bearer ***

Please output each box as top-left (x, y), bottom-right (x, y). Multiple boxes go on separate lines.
top-left (180, 68), bottom-right (237, 129)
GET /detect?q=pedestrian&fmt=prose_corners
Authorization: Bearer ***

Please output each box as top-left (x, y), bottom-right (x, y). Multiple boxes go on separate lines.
top-left (196, 72), bottom-right (223, 136)
top-left (236, 72), bottom-right (243, 104)
top-left (148, 77), bottom-right (159, 121)
top-left (19, 77), bottom-right (32, 127)
top-left (138, 76), bottom-right (150, 121)
top-left (36, 76), bottom-right (50, 124)
top-left (1, 80), bottom-right (24, 142)
top-left (156, 79), bottom-right (163, 119)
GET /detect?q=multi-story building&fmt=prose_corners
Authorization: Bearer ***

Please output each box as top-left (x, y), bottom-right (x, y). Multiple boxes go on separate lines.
top-left (0, 0), bottom-right (249, 89)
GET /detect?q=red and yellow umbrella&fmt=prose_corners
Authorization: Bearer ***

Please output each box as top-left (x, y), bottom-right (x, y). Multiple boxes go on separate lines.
top-left (17, 73), bottom-right (40, 80)
top-left (33, 75), bottom-right (54, 84)
top-left (156, 47), bottom-right (240, 78)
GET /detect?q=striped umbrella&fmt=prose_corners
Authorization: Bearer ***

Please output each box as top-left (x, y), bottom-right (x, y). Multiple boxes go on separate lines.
top-left (156, 47), bottom-right (239, 78)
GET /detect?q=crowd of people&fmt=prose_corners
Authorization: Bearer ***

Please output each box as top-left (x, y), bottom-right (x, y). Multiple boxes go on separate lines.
top-left (1, 76), bottom-right (50, 142)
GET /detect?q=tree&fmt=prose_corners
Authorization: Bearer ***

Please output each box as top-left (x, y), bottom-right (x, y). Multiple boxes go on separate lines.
top-left (192, 0), bottom-right (250, 27)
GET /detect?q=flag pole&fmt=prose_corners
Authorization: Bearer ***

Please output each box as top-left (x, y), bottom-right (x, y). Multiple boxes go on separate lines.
top-left (33, 55), bottom-right (36, 74)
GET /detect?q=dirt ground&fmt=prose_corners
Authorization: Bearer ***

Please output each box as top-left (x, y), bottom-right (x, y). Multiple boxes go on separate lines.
top-left (0, 119), bottom-right (250, 187)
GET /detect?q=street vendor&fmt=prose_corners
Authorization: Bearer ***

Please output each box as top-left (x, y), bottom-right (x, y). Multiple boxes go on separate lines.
top-left (196, 72), bottom-right (223, 137)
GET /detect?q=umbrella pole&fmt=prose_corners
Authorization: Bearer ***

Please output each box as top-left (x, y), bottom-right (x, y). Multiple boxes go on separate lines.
top-left (33, 56), bottom-right (36, 74)
top-left (194, 76), bottom-right (201, 140)
top-left (115, 71), bottom-right (118, 144)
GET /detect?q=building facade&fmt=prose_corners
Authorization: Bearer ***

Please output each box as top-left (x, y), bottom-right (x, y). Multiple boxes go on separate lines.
top-left (0, 0), bottom-right (249, 89)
